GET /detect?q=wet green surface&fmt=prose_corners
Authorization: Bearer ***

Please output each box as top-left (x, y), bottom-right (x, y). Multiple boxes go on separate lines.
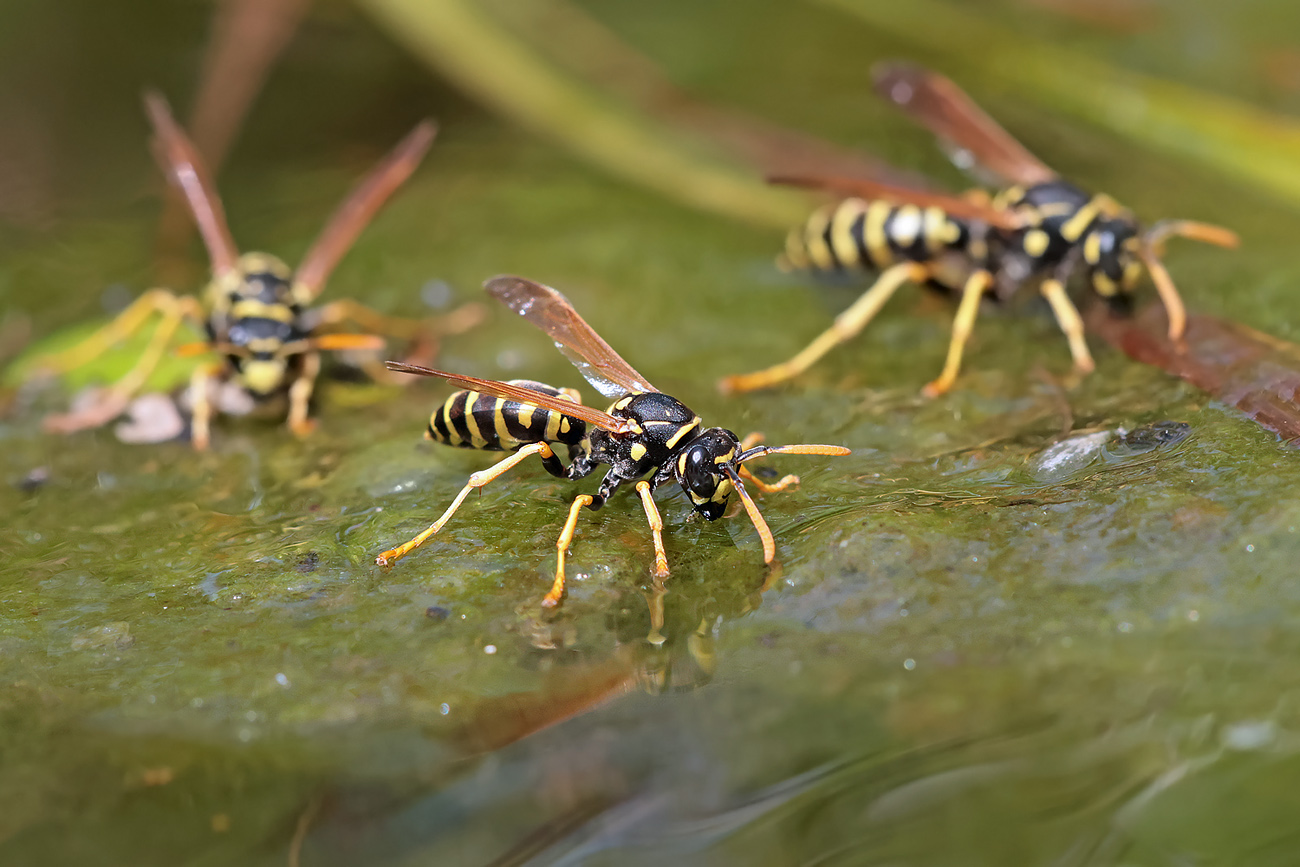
top-left (4, 1), bottom-right (1300, 864)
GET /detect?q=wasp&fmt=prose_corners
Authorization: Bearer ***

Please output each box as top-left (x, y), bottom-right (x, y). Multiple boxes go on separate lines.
top-left (376, 275), bottom-right (850, 608)
top-left (38, 93), bottom-right (480, 449)
top-left (720, 63), bottom-right (1239, 397)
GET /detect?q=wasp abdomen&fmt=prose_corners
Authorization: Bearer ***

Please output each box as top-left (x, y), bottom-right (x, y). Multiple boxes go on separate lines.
top-left (428, 379), bottom-right (587, 452)
top-left (783, 199), bottom-right (971, 277)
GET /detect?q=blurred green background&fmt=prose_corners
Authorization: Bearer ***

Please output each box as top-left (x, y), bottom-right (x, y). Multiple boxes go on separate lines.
top-left (4, 1), bottom-right (1300, 864)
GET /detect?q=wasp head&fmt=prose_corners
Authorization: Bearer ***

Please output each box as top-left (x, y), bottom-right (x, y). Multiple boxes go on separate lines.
top-left (673, 427), bottom-right (743, 521)
top-left (1083, 218), bottom-right (1142, 310)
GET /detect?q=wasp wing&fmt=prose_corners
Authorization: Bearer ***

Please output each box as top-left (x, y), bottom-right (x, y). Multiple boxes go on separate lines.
top-left (768, 172), bottom-right (1022, 230)
top-left (872, 63), bottom-right (1057, 188)
top-left (484, 276), bottom-right (657, 400)
top-left (385, 362), bottom-right (633, 434)
top-left (144, 91), bottom-right (241, 278)
top-left (293, 121), bottom-right (437, 302)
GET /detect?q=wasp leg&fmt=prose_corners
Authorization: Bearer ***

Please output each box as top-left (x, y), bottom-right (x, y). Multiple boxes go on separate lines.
top-left (1040, 279), bottom-right (1096, 375)
top-left (635, 480), bottom-right (671, 580)
top-left (189, 363), bottom-right (224, 451)
top-left (720, 261), bottom-right (930, 393)
top-left (544, 493), bottom-right (596, 608)
top-left (376, 441), bottom-right (558, 567)
top-left (286, 350), bottom-right (322, 438)
top-left (312, 298), bottom-right (485, 341)
top-left (38, 289), bottom-right (198, 373)
top-left (739, 465), bottom-right (800, 494)
top-left (42, 292), bottom-right (206, 434)
top-left (312, 298), bottom-right (485, 383)
top-left (923, 269), bottom-right (994, 398)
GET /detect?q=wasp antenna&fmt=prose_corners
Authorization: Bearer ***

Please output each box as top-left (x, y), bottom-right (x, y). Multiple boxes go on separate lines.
top-left (737, 443), bottom-right (851, 464)
top-left (1144, 219), bottom-right (1239, 254)
top-left (725, 467), bottom-right (777, 564)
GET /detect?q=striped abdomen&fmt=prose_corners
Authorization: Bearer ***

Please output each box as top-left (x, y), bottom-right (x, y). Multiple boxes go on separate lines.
top-left (782, 199), bottom-right (971, 276)
top-left (428, 379), bottom-right (588, 452)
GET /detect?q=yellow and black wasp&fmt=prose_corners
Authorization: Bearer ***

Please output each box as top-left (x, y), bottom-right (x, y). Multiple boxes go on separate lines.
top-left (38, 93), bottom-right (479, 449)
top-left (376, 275), bottom-right (850, 608)
top-left (720, 63), bottom-right (1239, 397)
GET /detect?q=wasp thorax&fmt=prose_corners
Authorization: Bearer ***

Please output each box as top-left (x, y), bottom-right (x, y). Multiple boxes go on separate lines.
top-left (675, 427), bottom-right (741, 521)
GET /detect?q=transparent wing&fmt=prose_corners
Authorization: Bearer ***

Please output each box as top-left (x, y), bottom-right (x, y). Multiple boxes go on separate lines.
top-left (143, 91), bottom-right (240, 277)
top-left (484, 275), bottom-right (657, 400)
top-left (385, 361), bottom-right (633, 434)
top-left (872, 63), bottom-right (1057, 188)
top-left (293, 121), bottom-right (437, 301)
top-left (768, 172), bottom-right (1022, 230)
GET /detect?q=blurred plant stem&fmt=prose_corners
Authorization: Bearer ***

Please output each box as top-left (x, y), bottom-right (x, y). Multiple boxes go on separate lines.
top-left (817, 0), bottom-right (1300, 210)
top-left (356, 0), bottom-right (811, 229)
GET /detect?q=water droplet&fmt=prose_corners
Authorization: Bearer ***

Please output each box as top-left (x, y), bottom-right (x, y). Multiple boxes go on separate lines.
top-left (903, 658), bottom-right (916, 671)
top-left (484, 644), bottom-right (497, 655)
top-left (440, 703), bottom-right (450, 715)
top-left (275, 672), bottom-right (290, 687)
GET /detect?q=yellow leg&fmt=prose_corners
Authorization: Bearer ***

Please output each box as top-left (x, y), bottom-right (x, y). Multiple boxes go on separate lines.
top-left (189, 365), bottom-right (219, 451)
top-left (636, 480), bottom-right (670, 580)
top-left (375, 442), bottom-right (557, 567)
top-left (286, 351), bottom-right (322, 438)
top-left (739, 465), bottom-right (800, 494)
top-left (543, 493), bottom-right (596, 608)
top-left (1039, 279), bottom-right (1096, 374)
top-left (720, 262), bottom-right (929, 393)
top-left (38, 289), bottom-right (199, 373)
top-left (111, 296), bottom-right (203, 399)
top-left (313, 298), bottom-right (484, 341)
top-left (923, 270), bottom-right (993, 398)
top-left (42, 294), bottom-right (205, 434)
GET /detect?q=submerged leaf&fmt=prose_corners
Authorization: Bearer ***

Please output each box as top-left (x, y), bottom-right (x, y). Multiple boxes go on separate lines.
top-left (1091, 304), bottom-right (1300, 443)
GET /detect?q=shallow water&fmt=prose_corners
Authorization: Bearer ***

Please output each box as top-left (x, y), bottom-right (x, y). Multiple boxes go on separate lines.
top-left (4, 1), bottom-right (1300, 864)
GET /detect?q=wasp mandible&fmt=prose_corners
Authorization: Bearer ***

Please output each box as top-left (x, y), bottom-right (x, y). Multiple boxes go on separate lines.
top-left (39, 93), bottom-right (480, 448)
top-left (721, 63), bottom-right (1238, 397)
top-left (377, 276), bottom-right (849, 608)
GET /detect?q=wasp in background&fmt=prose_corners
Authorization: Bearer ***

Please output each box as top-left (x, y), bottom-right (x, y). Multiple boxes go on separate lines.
top-left (720, 63), bottom-right (1239, 397)
top-left (37, 93), bottom-right (480, 449)
top-left (376, 275), bottom-right (849, 608)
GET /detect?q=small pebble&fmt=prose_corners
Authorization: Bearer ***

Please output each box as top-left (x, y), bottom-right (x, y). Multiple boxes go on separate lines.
top-left (17, 466), bottom-right (49, 493)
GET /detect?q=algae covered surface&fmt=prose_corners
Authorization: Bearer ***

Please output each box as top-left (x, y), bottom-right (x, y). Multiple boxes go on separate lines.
top-left (4, 1), bottom-right (1300, 864)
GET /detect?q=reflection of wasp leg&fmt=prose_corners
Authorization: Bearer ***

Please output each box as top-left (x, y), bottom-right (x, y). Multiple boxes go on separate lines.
top-left (286, 351), bottom-right (322, 438)
top-left (43, 291), bottom-right (205, 433)
top-left (377, 441), bottom-right (558, 567)
top-left (544, 493), bottom-right (596, 608)
top-left (720, 261), bottom-right (930, 393)
top-left (635, 480), bottom-right (670, 579)
top-left (923, 269), bottom-right (993, 397)
top-left (1040, 279), bottom-right (1096, 374)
